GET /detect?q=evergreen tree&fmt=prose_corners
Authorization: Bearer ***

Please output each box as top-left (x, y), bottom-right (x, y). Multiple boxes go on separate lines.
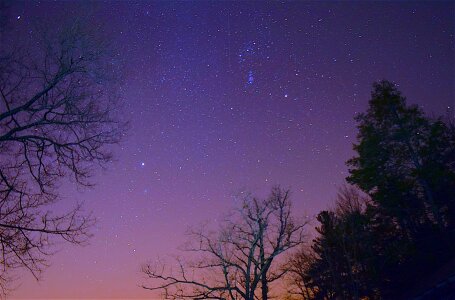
top-left (299, 187), bottom-right (378, 300)
top-left (347, 80), bottom-right (455, 296)
top-left (285, 81), bottom-right (455, 299)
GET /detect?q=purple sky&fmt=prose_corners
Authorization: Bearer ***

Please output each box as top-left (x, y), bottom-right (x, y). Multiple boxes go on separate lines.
top-left (5, 1), bottom-right (454, 298)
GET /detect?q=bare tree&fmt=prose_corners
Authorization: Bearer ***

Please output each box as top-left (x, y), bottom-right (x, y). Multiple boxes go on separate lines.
top-left (0, 14), bottom-right (125, 293)
top-left (284, 247), bottom-right (318, 300)
top-left (142, 187), bottom-right (309, 300)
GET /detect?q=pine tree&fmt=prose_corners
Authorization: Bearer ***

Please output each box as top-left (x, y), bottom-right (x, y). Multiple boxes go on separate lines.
top-left (347, 80), bottom-right (455, 295)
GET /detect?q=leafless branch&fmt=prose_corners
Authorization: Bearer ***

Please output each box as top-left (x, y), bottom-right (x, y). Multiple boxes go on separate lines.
top-left (142, 187), bottom-right (309, 300)
top-left (0, 14), bottom-right (126, 294)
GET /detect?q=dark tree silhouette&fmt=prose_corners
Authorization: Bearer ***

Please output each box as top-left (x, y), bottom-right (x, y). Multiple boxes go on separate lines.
top-left (142, 187), bottom-right (309, 300)
top-left (290, 81), bottom-right (455, 299)
top-left (348, 80), bottom-right (450, 228)
top-left (346, 80), bottom-right (455, 296)
top-left (284, 246), bottom-right (318, 300)
top-left (286, 186), bottom-right (377, 300)
top-left (0, 15), bottom-right (125, 292)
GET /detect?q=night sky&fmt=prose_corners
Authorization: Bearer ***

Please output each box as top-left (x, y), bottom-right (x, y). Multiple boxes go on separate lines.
top-left (5, 1), bottom-right (454, 299)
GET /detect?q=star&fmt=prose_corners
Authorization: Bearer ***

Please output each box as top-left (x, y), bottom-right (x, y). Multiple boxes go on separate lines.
top-left (248, 70), bottom-right (254, 84)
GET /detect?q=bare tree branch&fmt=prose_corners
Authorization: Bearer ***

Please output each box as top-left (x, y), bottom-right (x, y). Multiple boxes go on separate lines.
top-left (142, 187), bottom-right (309, 300)
top-left (0, 14), bottom-right (126, 294)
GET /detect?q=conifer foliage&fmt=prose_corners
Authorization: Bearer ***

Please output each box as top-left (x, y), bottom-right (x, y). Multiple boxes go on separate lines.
top-left (287, 81), bottom-right (455, 299)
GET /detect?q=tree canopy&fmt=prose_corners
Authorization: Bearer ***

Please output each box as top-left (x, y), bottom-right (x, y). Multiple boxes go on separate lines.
top-left (286, 80), bottom-right (455, 299)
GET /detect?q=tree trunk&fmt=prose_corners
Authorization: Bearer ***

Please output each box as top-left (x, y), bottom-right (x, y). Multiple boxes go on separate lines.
top-left (261, 275), bottom-right (268, 300)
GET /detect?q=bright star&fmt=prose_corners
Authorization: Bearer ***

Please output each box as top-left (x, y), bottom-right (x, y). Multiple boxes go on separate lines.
top-left (248, 70), bottom-right (254, 84)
